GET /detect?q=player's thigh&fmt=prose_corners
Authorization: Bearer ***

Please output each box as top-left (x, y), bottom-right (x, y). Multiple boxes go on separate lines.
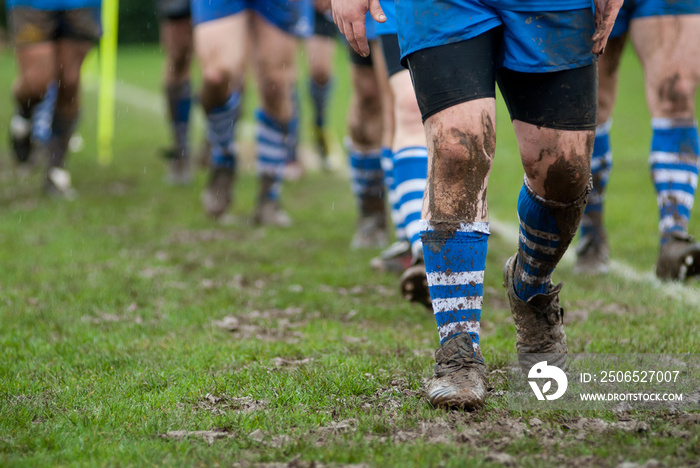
top-left (54, 39), bottom-right (93, 101)
top-left (630, 14), bottom-right (700, 117)
top-left (14, 43), bottom-right (56, 94)
top-left (160, 18), bottom-right (193, 64)
top-left (252, 14), bottom-right (298, 85)
top-left (193, 12), bottom-right (248, 87)
top-left (305, 35), bottom-right (335, 83)
top-left (597, 35), bottom-right (627, 123)
top-left (389, 70), bottom-right (424, 148)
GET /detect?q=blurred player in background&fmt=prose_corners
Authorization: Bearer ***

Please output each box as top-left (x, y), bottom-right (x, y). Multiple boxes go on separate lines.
top-left (7, 0), bottom-right (102, 198)
top-left (345, 17), bottom-right (390, 249)
top-left (574, 0), bottom-right (700, 281)
top-left (193, 0), bottom-right (312, 226)
top-left (157, 0), bottom-right (194, 185)
top-left (334, 0), bottom-right (622, 409)
top-left (372, 0), bottom-right (430, 309)
top-left (305, 1), bottom-right (337, 170)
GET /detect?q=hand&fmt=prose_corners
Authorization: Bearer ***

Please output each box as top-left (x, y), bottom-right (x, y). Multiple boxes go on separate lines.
top-left (592, 0), bottom-right (623, 55)
top-left (331, 0), bottom-right (386, 57)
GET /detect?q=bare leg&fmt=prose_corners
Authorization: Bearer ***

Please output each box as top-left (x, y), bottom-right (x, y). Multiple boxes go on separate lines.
top-left (630, 15), bottom-right (700, 279)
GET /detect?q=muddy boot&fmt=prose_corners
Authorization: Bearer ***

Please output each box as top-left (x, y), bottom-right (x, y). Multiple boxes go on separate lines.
top-left (426, 333), bottom-right (487, 410)
top-left (44, 167), bottom-right (77, 200)
top-left (574, 210), bottom-right (609, 275)
top-left (252, 175), bottom-right (291, 227)
top-left (656, 231), bottom-right (700, 281)
top-left (351, 196), bottom-right (388, 249)
top-left (503, 254), bottom-right (567, 372)
top-left (370, 240), bottom-right (412, 274)
top-left (573, 232), bottom-right (609, 275)
top-left (162, 148), bottom-right (192, 185)
top-left (253, 200), bottom-right (291, 227)
top-left (201, 167), bottom-right (235, 219)
top-left (400, 251), bottom-right (431, 310)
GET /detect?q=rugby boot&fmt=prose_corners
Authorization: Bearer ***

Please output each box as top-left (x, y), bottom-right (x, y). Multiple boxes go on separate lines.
top-left (10, 114), bottom-right (32, 165)
top-left (162, 148), bottom-right (192, 186)
top-left (656, 231), bottom-right (700, 281)
top-left (426, 333), bottom-right (487, 410)
top-left (370, 240), bottom-right (412, 274)
top-left (503, 254), bottom-right (567, 372)
top-left (252, 174), bottom-right (291, 227)
top-left (400, 251), bottom-right (431, 310)
top-left (350, 196), bottom-right (388, 249)
top-left (573, 232), bottom-right (609, 275)
top-left (252, 200), bottom-right (292, 227)
top-left (201, 167), bottom-right (235, 219)
top-left (44, 167), bottom-right (77, 200)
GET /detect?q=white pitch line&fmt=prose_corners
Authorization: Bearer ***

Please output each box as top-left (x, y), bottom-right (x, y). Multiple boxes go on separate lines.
top-left (490, 218), bottom-right (700, 308)
top-left (87, 78), bottom-right (700, 307)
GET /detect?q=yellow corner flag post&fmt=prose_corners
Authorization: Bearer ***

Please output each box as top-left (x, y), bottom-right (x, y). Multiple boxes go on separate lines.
top-left (97, 0), bottom-right (119, 165)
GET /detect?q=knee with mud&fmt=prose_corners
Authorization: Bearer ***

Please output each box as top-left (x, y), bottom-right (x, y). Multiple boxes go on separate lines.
top-left (427, 128), bottom-right (493, 221)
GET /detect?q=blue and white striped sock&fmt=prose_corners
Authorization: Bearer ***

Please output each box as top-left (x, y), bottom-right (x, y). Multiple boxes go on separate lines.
top-left (514, 180), bottom-right (584, 300)
top-left (580, 119), bottom-right (613, 239)
top-left (257, 109), bottom-right (292, 201)
top-left (394, 146), bottom-right (428, 257)
top-left (167, 81), bottom-right (192, 158)
top-left (650, 118), bottom-right (700, 242)
top-left (348, 141), bottom-right (384, 209)
top-left (381, 147), bottom-right (406, 241)
top-left (32, 81), bottom-right (57, 144)
top-left (421, 220), bottom-right (489, 355)
top-left (207, 92), bottom-right (241, 170)
top-left (309, 78), bottom-right (332, 128)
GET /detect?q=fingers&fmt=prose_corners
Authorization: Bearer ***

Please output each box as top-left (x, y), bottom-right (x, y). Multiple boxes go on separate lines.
top-left (349, 21), bottom-right (371, 57)
top-left (368, 0), bottom-right (387, 23)
top-left (591, 0), bottom-right (623, 55)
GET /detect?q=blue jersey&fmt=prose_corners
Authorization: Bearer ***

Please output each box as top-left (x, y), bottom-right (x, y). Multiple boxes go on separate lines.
top-left (6, 0), bottom-right (101, 9)
top-left (375, 0), bottom-right (397, 36)
top-left (481, 0), bottom-right (591, 10)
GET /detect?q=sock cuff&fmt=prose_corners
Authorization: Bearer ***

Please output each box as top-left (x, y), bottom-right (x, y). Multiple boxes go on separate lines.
top-left (419, 220), bottom-right (490, 236)
top-left (651, 117), bottom-right (698, 130)
top-left (394, 146), bottom-right (429, 161)
top-left (256, 108), bottom-right (296, 134)
top-left (521, 177), bottom-right (591, 211)
top-left (595, 119), bottom-right (612, 136)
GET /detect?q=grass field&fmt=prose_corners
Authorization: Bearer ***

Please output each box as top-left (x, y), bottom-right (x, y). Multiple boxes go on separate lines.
top-left (0, 42), bottom-right (698, 467)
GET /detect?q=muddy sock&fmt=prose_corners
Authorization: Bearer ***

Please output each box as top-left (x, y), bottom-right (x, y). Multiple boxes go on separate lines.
top-left (32, 81), bottom-right (57, 145)
top-left (382, 146), bottom-right (406, 241)
top-left (514, 179), bottom-right (589, 301)
top-left (256, 109), bottom-right (290, 201)
top-left (284, 107), bottom-right (299, 164)
top-left (394, 146), bottom-right (428, 257)
top-left (421, 220), bottom-right (489, 355)
top-left (347, 141), bottom-right (384, 213)
top-left (48, 111), bottom-right (78, 168)
top-left (649, 118), bottom-right (699, 244)
top-left (207, 92), bottom-right (241, 170)
top-left (580, 119), bottom-right (612, 241)
top-left (309, 78), bottom-right (332, 129)
top-left (166, 80), bottom-right (192, 159)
